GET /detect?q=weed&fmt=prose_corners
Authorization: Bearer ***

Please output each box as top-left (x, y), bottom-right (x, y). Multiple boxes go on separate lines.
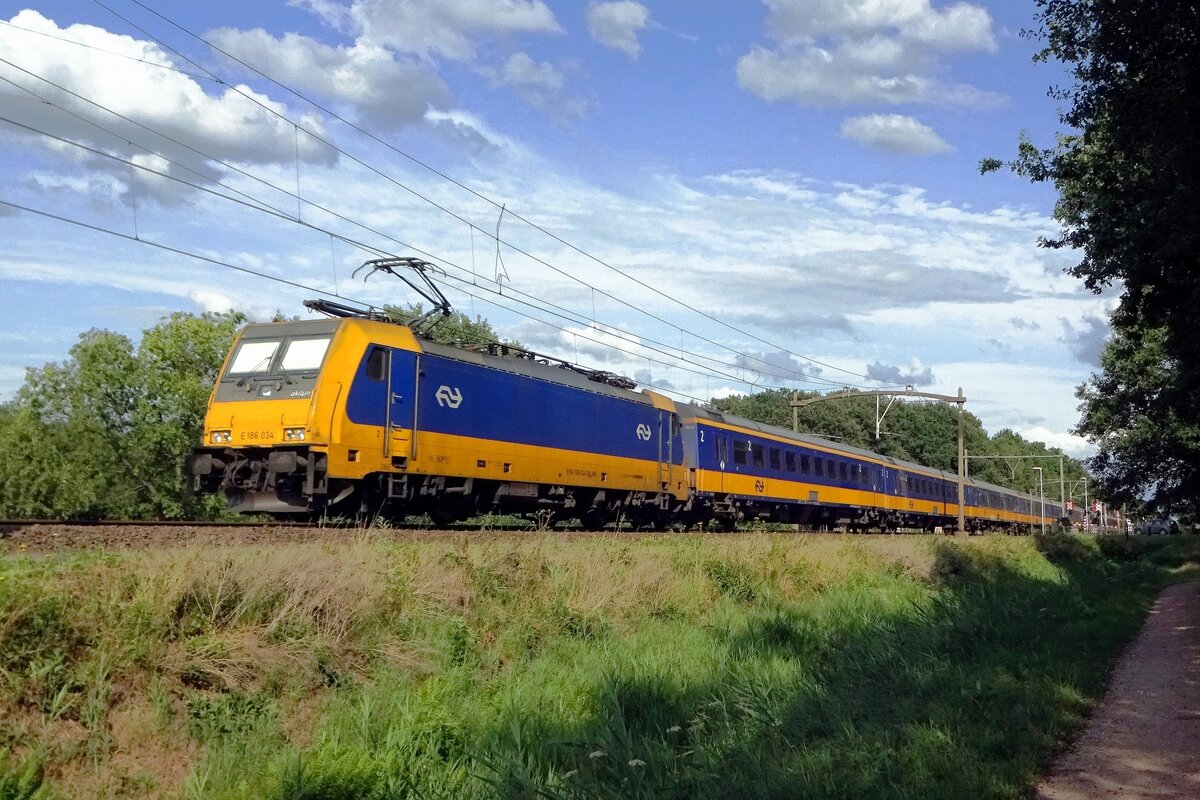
top-left (0, 749), bottom-right (48, 800)
top-left (703, 558), bottom-right (757, 602)
top-left (1034, 532), bottom-right (1091, 563)
top-left (186, 691), bottom-right (273, 742)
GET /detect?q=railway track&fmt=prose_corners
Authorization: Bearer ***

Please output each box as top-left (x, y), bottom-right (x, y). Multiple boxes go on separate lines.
top-left (0, 517), bottom-right (582, 550)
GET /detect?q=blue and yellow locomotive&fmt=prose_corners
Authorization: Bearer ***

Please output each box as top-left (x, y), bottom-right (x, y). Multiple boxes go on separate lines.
top-left (190, 299), bottom-right (1070, 533)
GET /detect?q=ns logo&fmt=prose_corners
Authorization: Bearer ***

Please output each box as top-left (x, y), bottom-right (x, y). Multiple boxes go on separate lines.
top-left (435, 385), bottom-right (463, 409)
top-left (635, 423), bottom-right (652, 441)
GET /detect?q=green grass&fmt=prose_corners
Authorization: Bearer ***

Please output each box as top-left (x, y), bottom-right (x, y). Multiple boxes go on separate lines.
top-left (1, 532), bottom-right (1197, 798)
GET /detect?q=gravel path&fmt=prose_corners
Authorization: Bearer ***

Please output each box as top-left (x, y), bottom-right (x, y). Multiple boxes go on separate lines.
top-left (1037, 580), bottom-right (1200, 800)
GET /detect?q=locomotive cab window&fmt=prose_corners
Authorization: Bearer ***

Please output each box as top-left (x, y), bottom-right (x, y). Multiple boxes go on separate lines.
top-left (280, 336), bottom-right (332, 372)
top-left (227, 340), bottom-right (280, 374)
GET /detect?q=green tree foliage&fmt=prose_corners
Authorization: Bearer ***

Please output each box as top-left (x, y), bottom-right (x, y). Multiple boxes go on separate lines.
top-left (712, 389), bottom-right (1089, 496)
top-left (0, 312), bottom-right (244, 519)
top-left (983, 1), bottom-right (1200, 514)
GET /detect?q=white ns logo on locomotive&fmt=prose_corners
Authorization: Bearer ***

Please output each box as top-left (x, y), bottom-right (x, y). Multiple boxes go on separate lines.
top-left (635, 423), bottom-right (652, 441)
top-left (435, 385), bottom-right (463, 409)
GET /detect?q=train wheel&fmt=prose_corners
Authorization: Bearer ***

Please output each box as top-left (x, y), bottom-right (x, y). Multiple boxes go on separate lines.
top-left (580, 507), bottom-right (609, 531)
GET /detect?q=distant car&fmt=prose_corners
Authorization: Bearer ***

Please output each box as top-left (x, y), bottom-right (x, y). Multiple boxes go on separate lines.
top-left (1135, 517), bottom-right (1179, 535)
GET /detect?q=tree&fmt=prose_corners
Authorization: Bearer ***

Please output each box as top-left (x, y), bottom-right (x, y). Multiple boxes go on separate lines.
top-left (0, 312), bottom-right (244, 519)
top-left (982, 0), bottom-right (1200, 516)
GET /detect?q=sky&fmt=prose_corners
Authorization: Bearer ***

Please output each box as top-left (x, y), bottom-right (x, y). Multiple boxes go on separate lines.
top-left (0, 0), bottom-right (1112, 456)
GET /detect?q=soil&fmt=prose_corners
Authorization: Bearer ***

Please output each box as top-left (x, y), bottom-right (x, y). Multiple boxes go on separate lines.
top-left (1037, 580), bottom-right (1200, 800)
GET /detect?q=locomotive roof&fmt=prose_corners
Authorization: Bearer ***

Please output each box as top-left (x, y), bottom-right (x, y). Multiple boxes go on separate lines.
top-left (418, 338), bottom-right (656, 406)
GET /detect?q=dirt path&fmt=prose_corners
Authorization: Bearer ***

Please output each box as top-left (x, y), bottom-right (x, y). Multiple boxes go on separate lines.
top-left (1037, 580), bottom-right (1200, 800)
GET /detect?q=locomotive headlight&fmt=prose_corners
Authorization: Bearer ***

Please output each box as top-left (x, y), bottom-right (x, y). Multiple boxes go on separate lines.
top-left (284, 427), bottom-right (306, 441)
top-left (211, 430), bottom-right (232, 443)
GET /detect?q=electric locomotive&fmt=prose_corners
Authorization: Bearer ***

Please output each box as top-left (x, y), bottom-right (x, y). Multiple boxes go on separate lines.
top-left (188, 312), bottom-right (688, 526)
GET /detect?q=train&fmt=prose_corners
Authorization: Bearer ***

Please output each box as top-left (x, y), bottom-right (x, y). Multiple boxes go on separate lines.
top-left (188, 311), bottom-right (1074, 533)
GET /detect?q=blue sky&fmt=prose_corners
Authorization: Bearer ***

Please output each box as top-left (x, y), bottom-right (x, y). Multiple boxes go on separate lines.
top-left (0, 1), bottom-right (1110, 455)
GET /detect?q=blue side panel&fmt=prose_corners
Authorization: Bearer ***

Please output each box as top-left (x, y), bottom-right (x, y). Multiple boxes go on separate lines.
top-left (694, 422), bottom-right (879, 495)
top-left (417, 354), bottom-right (682, 464)
top-left (345, 347), bottom-right (385, 426)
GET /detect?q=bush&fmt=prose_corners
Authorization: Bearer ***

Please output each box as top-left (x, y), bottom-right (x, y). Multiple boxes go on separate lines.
top-left (1096, 535), bottom-right (1152, 562)
top-left (1034, 533), bottom-right (1090, 564)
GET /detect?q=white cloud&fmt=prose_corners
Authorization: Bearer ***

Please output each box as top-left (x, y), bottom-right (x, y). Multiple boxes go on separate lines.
top-left (188, 288), bottom-right (276, 321)
top-left (866, 358), bottom-right (935, 385)
top-left (840, 114), bottom-right (951, 154)
top-left (492, 52), bottom-right (565, 92)
top-left (283, 1), bottom-right (571, 123)
top-left (1016, 426), bottom-right (1095, 459)
top-left (206, 28), bottom-right (449, 130)
top-left (338, 0), bottom-right (562, 61)
top-left (587, 1), bottom-right (651, 59)
top-left (737, 0), bottom-right (1000, 107)
top-left (0, 10), bottom-right (334, 205)
top-left (477, 52), bottom-right (588, 119)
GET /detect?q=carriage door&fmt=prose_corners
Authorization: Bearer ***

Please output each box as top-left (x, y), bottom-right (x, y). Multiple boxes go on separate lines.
top-left (386, 350), bottom-right (419, 465)
top-left (715, 433), bottom-right (729, 493)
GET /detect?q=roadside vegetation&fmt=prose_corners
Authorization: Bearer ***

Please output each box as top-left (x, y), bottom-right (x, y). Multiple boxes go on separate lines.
top-left (2, 531), bottom-right (1196, 799)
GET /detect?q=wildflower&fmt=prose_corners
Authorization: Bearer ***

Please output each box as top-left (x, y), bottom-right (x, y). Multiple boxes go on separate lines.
top-left (628, 759), bottom-right (646, 768)
top-left (589, 751), bottom-right (606, 759)
top-left (666, 725), bottom-right (681, 733)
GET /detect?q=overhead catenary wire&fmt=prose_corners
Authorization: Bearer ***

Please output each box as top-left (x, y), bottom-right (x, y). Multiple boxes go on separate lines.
top-left (0, 115), bottom-right (846, 395)
top-left (0, 197), bottom-right (771, 406)
top-left (89, 0), bottom-right (901, 388)
top-left (0, 64), bottom-right (860, 390)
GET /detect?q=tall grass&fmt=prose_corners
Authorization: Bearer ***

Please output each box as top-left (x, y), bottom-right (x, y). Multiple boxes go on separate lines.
top-left (0, 533), bottom-right (1196, 798)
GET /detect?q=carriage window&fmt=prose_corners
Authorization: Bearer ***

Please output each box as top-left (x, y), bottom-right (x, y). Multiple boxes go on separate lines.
top-left (827, 460), bottom-right (836, 479)
top-left (733, 440), bottom-right (748, 465)
top-left (839, 463), bottom-right (848, 482)
top-left (365, 347), bottom-right (386, 382)
top-left (751, 444), bottom-right (764, 467)
top-left (814, 458), bottom-right (823, 477)
top-left (769, 448), bottom-right (781, 470)
top-left (801, 455), bottom-right (811, 474)
top-left (785, 452), bottom-right (797, 472)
